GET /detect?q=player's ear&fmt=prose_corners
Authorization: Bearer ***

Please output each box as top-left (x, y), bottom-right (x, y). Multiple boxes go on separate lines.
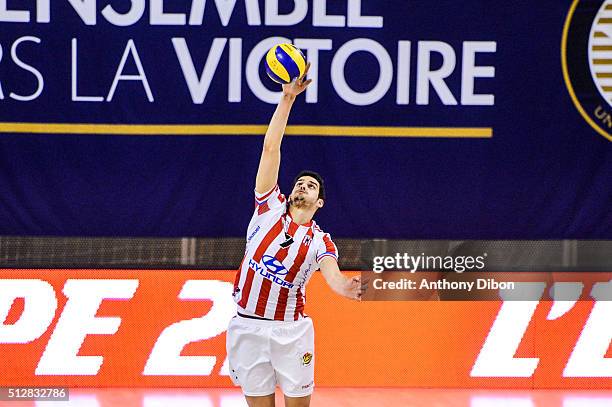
top-left (316, 198), bottom-right (324, 209)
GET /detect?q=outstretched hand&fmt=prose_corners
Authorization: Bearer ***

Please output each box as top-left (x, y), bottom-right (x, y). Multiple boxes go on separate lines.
top-left (282, 62), bottom-right (312, 98)
top-left (343, 275), bottom-right (368, 301)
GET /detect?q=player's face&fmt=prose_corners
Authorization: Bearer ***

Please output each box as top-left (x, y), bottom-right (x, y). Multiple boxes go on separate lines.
top-left (289, 176), bottom-right (323, 209)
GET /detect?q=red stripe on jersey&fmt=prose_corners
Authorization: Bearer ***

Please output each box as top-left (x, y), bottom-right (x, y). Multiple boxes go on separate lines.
top-left (294, 287), bottom-right (304, 321)
top-left (238, 218), bottom-right (283, 309)
top-left (255, 185), bottom-right (278, 203)
top-left (274, 227), bottom-right (314, 320)
top-left (286, 227), bottom-right (314, 284)
top-left (323, 233), bottom-right (336, 255)
top-left (254, 221), bottom-right (298, 316)
top-left (274, 293), bottom-right (288, 320)
top-left (257, 201), bottom-right (270, 215)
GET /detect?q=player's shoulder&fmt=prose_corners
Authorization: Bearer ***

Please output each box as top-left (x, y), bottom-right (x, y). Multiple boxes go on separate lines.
top-left (311, 221), bottom-right (333, 240)
top-left (254, 184), bottom-right (283, 203)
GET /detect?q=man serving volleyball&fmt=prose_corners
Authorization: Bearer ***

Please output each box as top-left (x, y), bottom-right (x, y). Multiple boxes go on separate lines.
top-left (226, 44), bottom-right (365, 407)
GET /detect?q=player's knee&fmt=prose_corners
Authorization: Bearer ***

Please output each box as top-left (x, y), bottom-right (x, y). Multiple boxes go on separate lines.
top-left (283, 394), bottom-right (311, 407)
top-left (245, 394), bottom-right (276, 407)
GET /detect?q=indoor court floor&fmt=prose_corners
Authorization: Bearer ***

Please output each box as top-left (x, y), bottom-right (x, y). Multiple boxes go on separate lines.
top-left (1, 388), bottom-right (610, 407)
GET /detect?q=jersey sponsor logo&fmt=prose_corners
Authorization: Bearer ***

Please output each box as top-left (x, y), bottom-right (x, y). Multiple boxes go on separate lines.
top-left (249, 257), bottom-right (294, 288)
top-left (294, 263), bottom-right (314, 288)
top-left (262, 255), bottom-right (289, 275)
top-left (302, 235), bottom-right (312, 246)
top-left (563, 0), bottom-right (612, 141)
top-left (247, 225), bottom-right (260, 243)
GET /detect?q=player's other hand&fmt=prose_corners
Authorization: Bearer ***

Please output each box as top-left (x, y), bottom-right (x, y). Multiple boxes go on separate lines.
top-left (343, 275), bottom-right (368, 301)
top-left (282, 62), bottom-right (312, 98)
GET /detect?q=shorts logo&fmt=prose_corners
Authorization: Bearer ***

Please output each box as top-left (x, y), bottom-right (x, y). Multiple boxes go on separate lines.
top-left (301, 352), bottom-right (313, 366)
top-left (563, 0), bottom-right (612, 141)
top-left (262, 255), bottom-right (289, 275)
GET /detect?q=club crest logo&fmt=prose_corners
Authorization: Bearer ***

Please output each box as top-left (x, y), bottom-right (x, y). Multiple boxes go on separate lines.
top-left (301, 352), bottom-right (313, 366)
top-left (563, 0), bottom-right (612, 141)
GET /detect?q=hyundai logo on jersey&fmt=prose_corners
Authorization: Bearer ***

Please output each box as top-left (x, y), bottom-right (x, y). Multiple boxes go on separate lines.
top-left (262, 255), bottom-right (289, 275)
top-left (249, 257), bottom-right (294, 289)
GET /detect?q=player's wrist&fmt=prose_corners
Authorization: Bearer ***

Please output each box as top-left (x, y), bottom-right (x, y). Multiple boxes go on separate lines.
top-left (281, 92), bottom-right (297, 102)
top-left (340, 277), bottom-right (353, 298)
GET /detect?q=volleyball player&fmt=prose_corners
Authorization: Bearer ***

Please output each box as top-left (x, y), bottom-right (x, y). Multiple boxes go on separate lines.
top-left (226, 63), bottom-right (365, 407)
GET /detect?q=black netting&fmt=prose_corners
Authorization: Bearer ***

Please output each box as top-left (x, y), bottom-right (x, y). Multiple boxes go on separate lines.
top-left (0, 237), bottom-right (610, 270)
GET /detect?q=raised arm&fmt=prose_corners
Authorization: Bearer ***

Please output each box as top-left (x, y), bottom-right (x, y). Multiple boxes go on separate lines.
top-left (255, 63), bottom-right (312, 194)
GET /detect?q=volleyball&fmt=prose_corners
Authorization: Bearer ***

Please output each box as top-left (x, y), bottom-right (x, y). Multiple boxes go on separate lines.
top-left (265, 43), bottom-right (307, 84)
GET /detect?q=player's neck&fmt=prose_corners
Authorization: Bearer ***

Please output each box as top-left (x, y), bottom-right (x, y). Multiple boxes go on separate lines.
top-left (288, 206), bottom-right (314, 226)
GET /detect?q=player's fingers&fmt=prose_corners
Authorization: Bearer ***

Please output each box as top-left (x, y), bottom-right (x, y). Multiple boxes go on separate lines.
top-left (301, 62), bottom-right (311, 79)
top-left (302, 79), bottom-right (313, 88)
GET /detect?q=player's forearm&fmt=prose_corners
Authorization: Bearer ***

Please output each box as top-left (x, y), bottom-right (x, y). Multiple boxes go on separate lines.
top-left (327, 273), bottom-right (351, 297)
top-left (320, 259), bottom-right (352, 298)
top-left (262, 94), bottom-right (295, 152)
top-left (255, 94), bottom-right (295, 193)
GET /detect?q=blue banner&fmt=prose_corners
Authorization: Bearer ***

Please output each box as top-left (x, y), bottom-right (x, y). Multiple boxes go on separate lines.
top-left (0, 1), bottom-right (610, 238)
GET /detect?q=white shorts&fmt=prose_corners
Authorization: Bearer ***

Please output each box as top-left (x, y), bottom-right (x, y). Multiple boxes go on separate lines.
top-left (226, 315), bottom-right (315, 397)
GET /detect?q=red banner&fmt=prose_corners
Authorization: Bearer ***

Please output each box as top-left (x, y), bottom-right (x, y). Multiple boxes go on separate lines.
top-left (0, 270), bottom-right (610, 388)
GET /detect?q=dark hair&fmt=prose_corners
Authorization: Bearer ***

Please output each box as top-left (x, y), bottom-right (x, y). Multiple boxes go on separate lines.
top-left (293, 170), bottom-right (325, 200)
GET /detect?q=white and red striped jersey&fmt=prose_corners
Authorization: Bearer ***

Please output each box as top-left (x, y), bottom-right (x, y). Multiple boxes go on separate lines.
top-left (233, 185), bottom-right (338, 321)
